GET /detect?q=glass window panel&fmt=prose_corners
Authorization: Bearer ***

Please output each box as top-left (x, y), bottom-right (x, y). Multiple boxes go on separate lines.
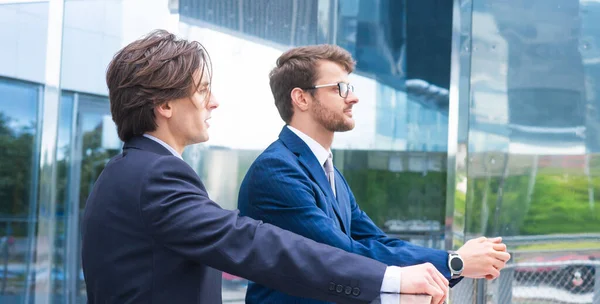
top-left (51, 92), bottom-right (75, 302)
top-left (0, 77), bottom-right (40, 303)
top-left (457, 0), bottom-right (600, 302)
top-left (180, 1), bottom-right (453, 301)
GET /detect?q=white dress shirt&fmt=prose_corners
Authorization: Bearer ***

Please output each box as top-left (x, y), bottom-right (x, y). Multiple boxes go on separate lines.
top-left (143, 134), bottom-right (183, 160)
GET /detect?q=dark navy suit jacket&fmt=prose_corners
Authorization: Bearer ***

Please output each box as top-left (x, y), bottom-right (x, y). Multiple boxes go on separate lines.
top-left (81, 136), bottom-right (389, 304)
top-left (238, 127), bottom-right (460, 304)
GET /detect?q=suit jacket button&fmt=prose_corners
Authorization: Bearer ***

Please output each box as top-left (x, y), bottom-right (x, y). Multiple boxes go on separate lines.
top-left (344, 286), bottom-right (352, 295)
top-left (352, 287), bottom-right (360, 296)
top-left (336, 284), bottom-right (343, 293)
top-left (329, 282), bottom-right (336, 291)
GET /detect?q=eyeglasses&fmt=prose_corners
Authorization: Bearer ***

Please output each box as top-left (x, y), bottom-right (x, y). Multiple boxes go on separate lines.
top-left (302, 82), bottom-right (355, 98)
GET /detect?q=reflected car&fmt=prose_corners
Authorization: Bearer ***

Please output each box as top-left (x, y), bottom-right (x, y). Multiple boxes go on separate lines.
top-left (383, 220), bottom-right (442, 233)
top-left (514, 254), bottom-right (597, 294)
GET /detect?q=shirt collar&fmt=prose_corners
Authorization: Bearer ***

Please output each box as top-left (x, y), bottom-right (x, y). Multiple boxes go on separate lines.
top-left (142, 134), bottom-right (183, 160)
top-left (286, 125), bottom-right (331, 167)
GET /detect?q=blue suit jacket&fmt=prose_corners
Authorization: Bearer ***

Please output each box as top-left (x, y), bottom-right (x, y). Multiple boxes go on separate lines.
top-left (238, 127), bottom-right (459, 304)
top-left (81, 136), bottom-right (389, 304)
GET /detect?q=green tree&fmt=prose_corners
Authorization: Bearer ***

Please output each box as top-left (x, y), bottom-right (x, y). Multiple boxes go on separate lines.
top-left (0, 112), bottom-right (36, 235)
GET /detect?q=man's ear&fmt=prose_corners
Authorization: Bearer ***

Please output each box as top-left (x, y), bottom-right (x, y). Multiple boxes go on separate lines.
top-left (290, 88), bottom-right (310, 112)
top-left (155, 101), bottom-right (173, 119)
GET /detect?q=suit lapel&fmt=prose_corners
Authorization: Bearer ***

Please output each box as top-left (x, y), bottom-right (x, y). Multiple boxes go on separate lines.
top-left (332, 171), bottom-right (351, 234)
top-left (279, 127), bottom-right (348, 233)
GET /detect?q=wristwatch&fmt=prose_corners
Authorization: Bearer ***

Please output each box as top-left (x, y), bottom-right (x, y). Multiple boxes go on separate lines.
top-left (448, 251), bottom-right (464, 279)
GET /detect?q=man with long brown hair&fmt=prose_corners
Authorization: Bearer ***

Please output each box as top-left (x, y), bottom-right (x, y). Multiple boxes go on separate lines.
top-left (81, 29), bottom-right (450, 304)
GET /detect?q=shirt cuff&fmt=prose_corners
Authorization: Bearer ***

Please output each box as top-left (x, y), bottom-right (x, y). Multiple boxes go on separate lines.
top-left (379, 293), bottom-right (401, 304)
top-left (380, 266), bottom-right (402, 293)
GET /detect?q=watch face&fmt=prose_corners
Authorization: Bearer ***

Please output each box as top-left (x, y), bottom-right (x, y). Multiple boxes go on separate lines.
top-left (450, 257), bottom-right (463, 271)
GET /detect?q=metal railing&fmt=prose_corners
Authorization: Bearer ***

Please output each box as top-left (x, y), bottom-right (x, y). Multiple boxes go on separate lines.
top-left (452, 260), bottom-right (600, 304)
top-left (370, 294), bottom-right (433, 304)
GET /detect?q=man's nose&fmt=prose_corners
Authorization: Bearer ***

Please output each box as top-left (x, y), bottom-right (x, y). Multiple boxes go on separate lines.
top-left (208, 92), bottom-right (219, 109)
top-left (345, 90), bottom-right (359, 104)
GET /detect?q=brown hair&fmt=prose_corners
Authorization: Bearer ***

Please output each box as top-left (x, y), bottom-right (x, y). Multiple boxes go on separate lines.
top-left (106, 29), bottom-right (211, 142)
top-left (269, 44), bottom-right (355, 123)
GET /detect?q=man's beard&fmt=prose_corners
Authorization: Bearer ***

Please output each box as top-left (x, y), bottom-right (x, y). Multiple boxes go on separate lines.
top-left (311, 98), bottom-right (354, 132)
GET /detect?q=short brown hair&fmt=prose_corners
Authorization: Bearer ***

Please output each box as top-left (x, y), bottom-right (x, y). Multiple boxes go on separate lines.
top-left (269, 44), bottom-right (355, 124)
top-left (106, 29), bottom-right (211, 142)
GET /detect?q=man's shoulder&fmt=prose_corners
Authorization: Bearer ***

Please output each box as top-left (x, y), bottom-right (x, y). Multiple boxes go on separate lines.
top-left (242, 140), bottom-right (301, 184)
top-left (105, 149), bottom-right (193, 182)
top-left (254, 140), bottom-right (296, 162)
top-left (140, 152), bottom-right (197, 179)
top-left (106, 150), bottom-right (205, 199)
top-left (112, 147), bottom-right (183, 165)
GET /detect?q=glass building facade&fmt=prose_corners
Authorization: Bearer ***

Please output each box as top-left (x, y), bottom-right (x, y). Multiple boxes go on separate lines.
top-left (0, 0), bottom-right (597, 303)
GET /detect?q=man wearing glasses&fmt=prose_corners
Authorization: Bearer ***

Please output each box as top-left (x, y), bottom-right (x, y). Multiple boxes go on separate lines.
top-left (237, 44), bottom-right (511, 304)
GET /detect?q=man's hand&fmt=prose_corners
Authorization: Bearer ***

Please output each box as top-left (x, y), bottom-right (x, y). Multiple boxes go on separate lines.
top-left (399, 263), bottom-right (449, 304)
top-left (457, 237), bottom-right (511, 280)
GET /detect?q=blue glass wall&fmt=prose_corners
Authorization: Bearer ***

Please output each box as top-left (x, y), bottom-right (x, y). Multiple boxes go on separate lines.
top-left (177, 1), bottom-right (453, 300)
top-left (0, 77), bottom-right (40, 303)
top-left (0, 0), bottom-right (454, 302)
top-left (0, 0), bottom-right (173, 302)
top-left (449, 0), bottom-right (600, 302)
top-left (3, 0), bottom-right (597, 303)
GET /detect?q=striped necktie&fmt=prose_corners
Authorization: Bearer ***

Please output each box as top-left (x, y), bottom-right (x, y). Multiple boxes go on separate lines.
top-left (324, 153), bottom-right (336, 197)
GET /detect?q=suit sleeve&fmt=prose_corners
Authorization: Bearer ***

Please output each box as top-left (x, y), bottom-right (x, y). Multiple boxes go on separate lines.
top-left (138, 156), bottom-right (386, 304)
top-left (239, 156), bottom-right (456, 283)
top-left (340, 177), bottom-right (462, 286)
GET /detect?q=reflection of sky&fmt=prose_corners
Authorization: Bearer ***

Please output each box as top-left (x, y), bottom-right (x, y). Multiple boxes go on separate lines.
top-left (179, 23), bottom-right (448, 152)
top-left (179, 24), bottom-right (292, 150)
top-left (1, 102), bottom-right (37, 130)
top-left (56, 94), bottom-right (74, 161)
top-left (0, 80), bottom-right (38, 134)
top-left (469, 129), bottom-right (587, 155)
top-left (468, 4), bottom-right (593, 156)
top-left (81, 112), bottom-right (103, 133)
top-left (55, 93), bottom-right (116, 160)
top-left (180, 21), bottom-right (382, 150)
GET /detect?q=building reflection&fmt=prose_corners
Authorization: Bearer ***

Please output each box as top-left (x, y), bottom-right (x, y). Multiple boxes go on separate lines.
top-left (0, 0), bottom-right (598, 303)
top-left (451, 0), bottom-right (600, 302)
